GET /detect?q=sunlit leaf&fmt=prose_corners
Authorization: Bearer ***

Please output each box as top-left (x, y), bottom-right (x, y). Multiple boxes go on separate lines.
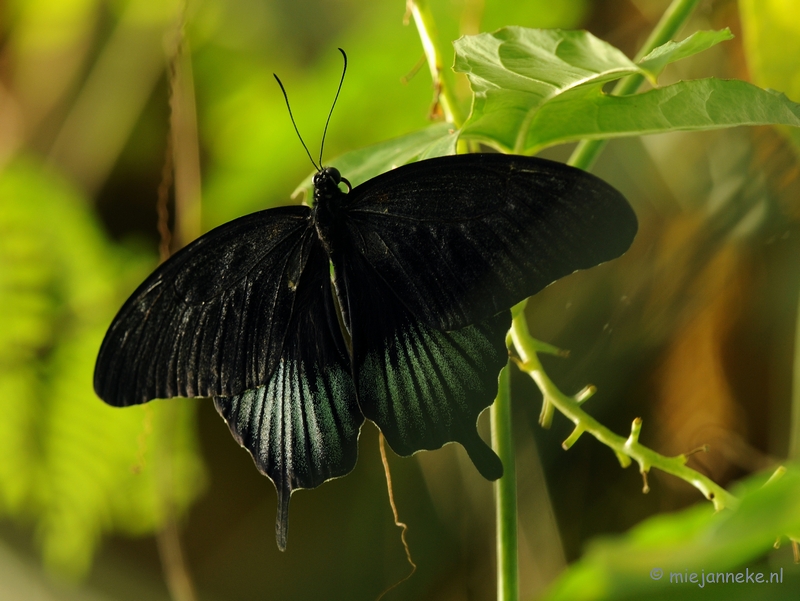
top-left (454, 27), bottom-right (644, 152)
top-left (454, 27), bottom-right (800, 154)
top-left (638, 29), bottom-right (734, 77)
top-left (541, 466), bottom-right (800, 601)
top-left (524, 78), bottom-right (800, 152)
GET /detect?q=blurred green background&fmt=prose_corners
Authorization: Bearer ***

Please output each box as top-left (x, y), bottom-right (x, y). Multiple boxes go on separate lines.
top-left (1, 0), bottom-right (799, 599)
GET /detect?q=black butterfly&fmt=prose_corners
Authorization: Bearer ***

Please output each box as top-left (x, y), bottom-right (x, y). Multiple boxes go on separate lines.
top-left (94, 55), bottom-right (637, 551)
top-left (94, 152), bottom-right (636, 549)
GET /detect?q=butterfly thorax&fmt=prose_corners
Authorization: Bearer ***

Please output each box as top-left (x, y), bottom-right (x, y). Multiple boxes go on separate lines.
top-left (311, 166), bottom-right (348, 254)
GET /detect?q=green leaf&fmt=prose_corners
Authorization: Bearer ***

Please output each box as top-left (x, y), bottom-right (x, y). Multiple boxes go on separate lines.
top-left (292, 122), bottom-right (457, 200)
top-left (0, 159), bottom-right (206, 578)
top-left (541, 466), bottom-right (800, 601)
top-left (454, 27), bottom-right (646, 152)
top-left (524, 78), bottom-right (800, 153)
top-left (638, 29), bottom-right (735, 78)
top-left (454, 26), bottom-right (800, 155)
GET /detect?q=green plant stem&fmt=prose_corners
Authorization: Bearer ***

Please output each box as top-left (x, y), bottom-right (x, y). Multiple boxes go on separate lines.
top-left (517, 0), bottom-right (735, 515)
top-left (491, 365), bottom-right (518, 601)
top-left (510, 311), bottom-right (739, 511)
top-left (568, 0), bottom-right (701, 170)
top-left (409, 2), bottom-right (517, 596)
top-left (405, 0), bottom-right (464, 127)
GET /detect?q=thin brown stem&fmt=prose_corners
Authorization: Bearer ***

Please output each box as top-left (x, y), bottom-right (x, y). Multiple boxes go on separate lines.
top-left (376, 433), bottom-right (417, 600)
top-left (156, 121), bottom-right (175, 262)
top-left (153, 5), bottom-right (200, 601)
top-left (168, 23), bottom-right (202, 247)
top-left (156, 517), bottom-right (198, 601)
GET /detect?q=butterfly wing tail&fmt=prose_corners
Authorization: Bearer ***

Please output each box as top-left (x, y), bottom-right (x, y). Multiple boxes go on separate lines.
top-left (212, 246), bottom-right (363, 550)
top-left (276, 480), bottom-right (290, 552)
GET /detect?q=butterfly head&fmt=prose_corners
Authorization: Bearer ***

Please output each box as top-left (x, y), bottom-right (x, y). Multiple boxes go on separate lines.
top-left (313, 166), bottom-right (351, 206)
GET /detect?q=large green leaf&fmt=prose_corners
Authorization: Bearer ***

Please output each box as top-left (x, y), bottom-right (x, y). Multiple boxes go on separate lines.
top-left (454, 27), bottom-right (800, 154)
top-left (541, 466), bottom-right (800, 601)
top-left (0, 159), bottom-right (205, 577)
top-left (454, 27), bottom-right (644, 152)
top-left (524, 78), bottom-right (800, 152)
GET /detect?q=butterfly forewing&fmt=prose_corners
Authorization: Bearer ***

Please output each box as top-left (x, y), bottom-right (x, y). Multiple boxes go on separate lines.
top-left (341, 154), bottom-right (637, 331)
top-left (94, 206), bottom-right (314, 406)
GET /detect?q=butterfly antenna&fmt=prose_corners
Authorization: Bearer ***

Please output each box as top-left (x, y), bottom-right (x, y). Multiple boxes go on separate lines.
top-left (319, 48), bottom-right (347, 167)
top-left (274, 73), bottom-right (320, 172)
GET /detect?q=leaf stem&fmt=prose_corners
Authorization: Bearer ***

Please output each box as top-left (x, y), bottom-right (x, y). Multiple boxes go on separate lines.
top-left (510, 312), bottom-right (738, 511)
top-left (491, 365), bottom-right (518, 601)
top-left (405, 0), bottom-right (464, 127)
top-left (568, 0), bottom-right (701, 170)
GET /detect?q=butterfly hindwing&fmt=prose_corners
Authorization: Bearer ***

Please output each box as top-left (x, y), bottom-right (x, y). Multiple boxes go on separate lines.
top-left (94, 206), bottom-right (315, 406)
top-left (342, 153), bottom-right (637, 331)
top-left (214, 238), bottom-right (362, 551)
top-left (357, 314), bottom-right (508, 481)
top-left (335, 251), bottom-right (508, 481)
